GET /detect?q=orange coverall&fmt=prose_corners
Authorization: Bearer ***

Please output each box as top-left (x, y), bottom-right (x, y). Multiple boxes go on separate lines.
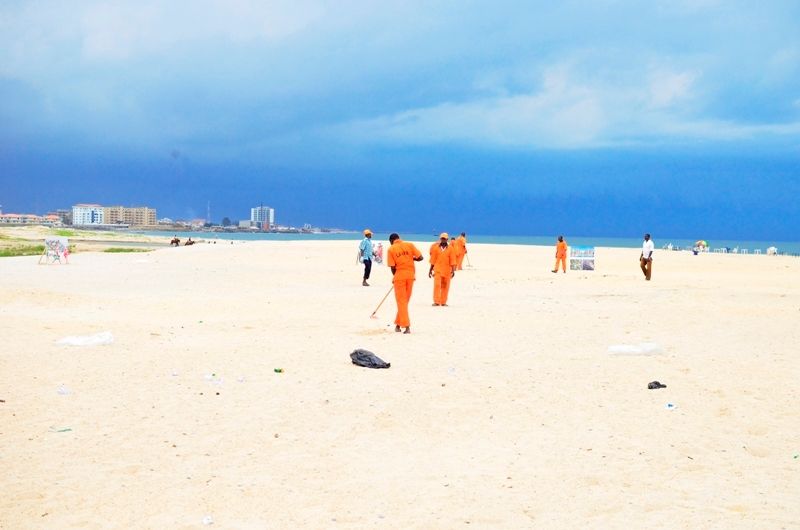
top-left (455, 235), bottom-right (467, 270)
top-left (387, 239), bottom-right (423, 328)
top-left (554, 240), bottom-right (568, 272)
top-left (429, 242), bottom-right (456, 305)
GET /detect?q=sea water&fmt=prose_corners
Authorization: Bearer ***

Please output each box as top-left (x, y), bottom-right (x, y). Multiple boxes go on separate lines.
top-left (136, 230), bottom-right (800, 254)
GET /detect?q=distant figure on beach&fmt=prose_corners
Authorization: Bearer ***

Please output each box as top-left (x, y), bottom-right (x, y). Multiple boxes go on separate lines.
top-left (640, 233), bottom-right (654, 280)
top-left (454, 232), bottom-right (468, 270)
top-left (429, 232), bottom-right (457, 306)
top-left (552, 235), bottom-right (568, 273)
top-left (359, 229), bottom-right (374, 286)
top-left (185, 237), bottom-right (195, 246)
top-left (387, 233), bottom-right (423, 334)
top-left (170, 236), bottom-right (180, 247)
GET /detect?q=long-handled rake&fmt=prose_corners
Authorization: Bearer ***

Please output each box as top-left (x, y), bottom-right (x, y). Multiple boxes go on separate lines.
top-left (370, 285), bottom-right (394, 319)
top-left (466, 254), bottom-right (473, 268)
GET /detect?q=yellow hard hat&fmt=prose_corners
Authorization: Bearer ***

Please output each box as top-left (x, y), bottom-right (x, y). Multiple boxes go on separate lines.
top-left (363, 229), bottom-right (372, 236)
top-left (439, 232), bottom-right (449, 239)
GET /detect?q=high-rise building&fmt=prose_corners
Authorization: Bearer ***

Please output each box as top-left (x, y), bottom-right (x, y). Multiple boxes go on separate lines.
top-left (72, 204), bottom-right (156, 226)
top-left (104, 206), bottom-right (157, 226)
top-left (72, 204), bottom-right (105, 225)
top-left (250, 206), bottom-right (275, 229)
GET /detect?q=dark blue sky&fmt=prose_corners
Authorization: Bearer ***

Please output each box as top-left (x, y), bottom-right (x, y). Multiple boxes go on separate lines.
top-left (1, 1), bottom-right (799, 239)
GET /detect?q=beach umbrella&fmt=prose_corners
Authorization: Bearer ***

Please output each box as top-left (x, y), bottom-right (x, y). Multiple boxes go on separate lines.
top-left (695, 240), bottom-right (708, 248)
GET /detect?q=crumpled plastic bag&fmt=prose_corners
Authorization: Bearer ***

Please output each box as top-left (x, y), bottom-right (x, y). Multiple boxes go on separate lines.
top-left (350, 349), bottom-right (390, 369)
top-left (56, 331), bottom-right (114, 346)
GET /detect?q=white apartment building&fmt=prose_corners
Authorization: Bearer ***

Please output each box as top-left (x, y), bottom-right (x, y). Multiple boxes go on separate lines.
top-left (250, 206), bottom-right (275, 228)
top-left (72, 204), bottom-right (105, 225)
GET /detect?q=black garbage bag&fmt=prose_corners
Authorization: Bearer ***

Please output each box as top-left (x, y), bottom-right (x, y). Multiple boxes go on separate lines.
top-left (350, 349), bottom-right (391, 369)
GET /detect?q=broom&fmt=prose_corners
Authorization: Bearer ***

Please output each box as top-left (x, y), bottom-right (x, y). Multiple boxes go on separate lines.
top-left (370, 285), bottom-right (394, 319)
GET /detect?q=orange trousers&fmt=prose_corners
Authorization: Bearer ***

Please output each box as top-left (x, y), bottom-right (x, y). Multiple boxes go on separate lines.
top-left (456, 253), bottom-right (465, 270)
top-left (433, 273), bottom-right (452, 305)
top-left (393, 278), bottom-right (414, 327)
top-left (553, 256), bottom-right (566, 272)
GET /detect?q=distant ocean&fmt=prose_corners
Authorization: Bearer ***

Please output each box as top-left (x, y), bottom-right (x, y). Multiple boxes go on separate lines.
top-left (137, 231), bottom-right (800, 255)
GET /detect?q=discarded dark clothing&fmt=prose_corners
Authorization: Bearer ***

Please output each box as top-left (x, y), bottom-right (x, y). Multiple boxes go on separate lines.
top-left (647, 381), bottom-right (667, 389)
top-left (350, 349), bottom-right (390, 369)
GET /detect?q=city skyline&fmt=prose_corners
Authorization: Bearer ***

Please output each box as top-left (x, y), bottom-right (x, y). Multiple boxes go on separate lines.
top-left (2, 1), bottom-right (799, 240)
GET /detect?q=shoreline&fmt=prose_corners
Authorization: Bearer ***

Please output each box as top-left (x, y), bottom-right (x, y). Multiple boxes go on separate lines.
top-left (3, 225), bottom-right (799, 257)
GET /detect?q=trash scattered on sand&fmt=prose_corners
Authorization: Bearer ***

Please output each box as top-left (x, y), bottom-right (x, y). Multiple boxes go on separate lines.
top-left (49, 426), bottom-right (72, 433)
top-left (56, 331), bottom-right (114, 347)
top-left (57, 385), bottom-right (71, 395)
top-left (201, 515), bottom-right (214, 525)
top-left (665, 402), bottom-right (677, 410)
top-left (608, 343), bottom-right (663, 356)
top-left (350, 349), bottom-right (391, 369)
top-left (647, 381), bottom-right (667, 389)
top-left (237, 376), bottom-right (245, 383)
top-left (274, 368), bottom-right (284, 373)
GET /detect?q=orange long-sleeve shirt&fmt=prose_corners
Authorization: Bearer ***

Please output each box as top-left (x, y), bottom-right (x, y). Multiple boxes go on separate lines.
top-left (556, 240), bottom-right (568, 258)
top-left (387, 240), bottom-right (422, 281)
top-left (429, 242), bottom-right (456, 275)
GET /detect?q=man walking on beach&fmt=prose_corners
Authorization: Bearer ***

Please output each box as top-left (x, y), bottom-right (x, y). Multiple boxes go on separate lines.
top-left (359, 229), bottom-right (374, 286)
top-left (552, 235), bottom-right (568, 273)
top-left (640, 233), bottom-right (654, 280)
top-left (429, 233), bottom-right (457, 306)
top-left (455, 232), bottom-right (468, 270)
top-left (387, 233), bottom-right (423, 334)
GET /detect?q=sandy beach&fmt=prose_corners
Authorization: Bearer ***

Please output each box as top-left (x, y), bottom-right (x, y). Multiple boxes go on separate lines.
top-left (1, 239), bottom-right (798, 529)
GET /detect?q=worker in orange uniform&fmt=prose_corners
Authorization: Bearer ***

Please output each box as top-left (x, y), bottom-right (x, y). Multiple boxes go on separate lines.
top-left (455, 232), bottom-right (468, 270)
top-left (429, 232), bottom-right (457, 306)
top-left (552, 235), bottom-right (568, 273)
top-left (386, 233), bottom-right (424, 334)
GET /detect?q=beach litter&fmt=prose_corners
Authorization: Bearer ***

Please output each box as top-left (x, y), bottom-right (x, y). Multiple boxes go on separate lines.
top-left (204, 373), bottom-right (224, 385)
top-left (665, 402), bottom-right (677, 410)
top-left (56, 331), bottom-right (114, 347)
top-left (201, 515), bottom-right (214, 525)
top-left (608, 343), bottom-right (663, 356)
top-left (274, 368), bottom-right (284, 373)
top-left (647, 381), bottom-right (667, 389)
top-left (49, 426), bottom-right (72, 433)
top-left (350, 349), bottom-right (391, 369)
top-left (57, 385), bottom-right (71, 395)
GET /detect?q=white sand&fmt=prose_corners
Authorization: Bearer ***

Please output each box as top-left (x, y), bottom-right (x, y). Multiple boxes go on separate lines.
top-left (1, 241), bottom-right (798, 528)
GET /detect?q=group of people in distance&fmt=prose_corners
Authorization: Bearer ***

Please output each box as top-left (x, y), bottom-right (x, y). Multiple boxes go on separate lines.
top-left (553, 233), bottom-right (655, 280)
top-left (360, 230), bottom-right (656, 334)
top-left (359, 230), bottom-right (468, 334)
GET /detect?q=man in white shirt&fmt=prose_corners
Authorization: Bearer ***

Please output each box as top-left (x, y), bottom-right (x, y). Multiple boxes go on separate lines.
top-left (640, 233), bottom-right (654, 280)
